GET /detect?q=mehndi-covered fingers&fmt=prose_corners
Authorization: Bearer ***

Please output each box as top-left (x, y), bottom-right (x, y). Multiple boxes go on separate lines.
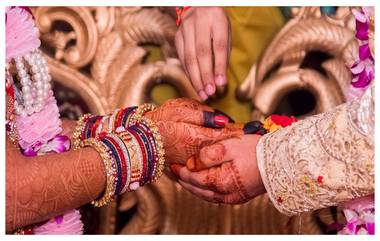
top-left (176, 164), bottom-right (247, 204)
top-left (156, 121), bottom-right (243, 164)
top-left (186, 143), bottom-right (229, 171)
top-left (185, 128), bottom-right (243, 171)
top-left (146, 98), bottom-right (234, 128)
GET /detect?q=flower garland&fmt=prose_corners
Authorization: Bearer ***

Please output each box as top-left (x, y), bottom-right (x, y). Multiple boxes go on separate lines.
top-left (346, 7), bottom-right (374, 101)
top-left (338, 6), bottom-right (375, 235)
top-left (6, 7), bottom-right (83, 234)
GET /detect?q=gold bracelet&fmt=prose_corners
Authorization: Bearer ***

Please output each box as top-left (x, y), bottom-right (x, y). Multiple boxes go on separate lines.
top-left (129, 103), bottom-right (157, 125)
top-left (80, 138), bottom-right (117, 207)
top-left (7, 121), bottom-right (20, 149)
top-left (72, 113), bottom-right (92, 150)
top-left (139, 116), bottom-right (166, 182)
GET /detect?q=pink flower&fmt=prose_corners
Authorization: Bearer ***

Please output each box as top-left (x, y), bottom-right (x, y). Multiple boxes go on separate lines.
top-left (6, 6), bottom-right (40, 62)
top-left (33, 210), bottom-right (84, 235)
top-left (339, 195), bottom-right (375, 235)
top-left (352, 7), bottom-right (373, 40)
top-left (347, 6), bottom-right (375, 100)
top-left (38, 135), bottom-right (71, 154)
top-left (350, 57), bottom-right (374, 88)
top-left (16, 94), bottom-right (63, 150)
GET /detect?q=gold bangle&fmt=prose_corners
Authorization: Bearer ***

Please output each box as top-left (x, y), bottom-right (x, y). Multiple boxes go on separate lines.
top-left (80, 138), bottom-right (117, 207)
top-left (139, 116), bottom-right (166, 182)
top-left (72, 113), bottom-right (92, 150)
top-left (129, 103), bottom-right (157, 125)
top-left (7, 121), bottom-right (20, 149)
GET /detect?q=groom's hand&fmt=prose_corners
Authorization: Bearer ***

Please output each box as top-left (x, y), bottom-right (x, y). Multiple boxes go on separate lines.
top-left (171, 134), bottom-right (266, 204)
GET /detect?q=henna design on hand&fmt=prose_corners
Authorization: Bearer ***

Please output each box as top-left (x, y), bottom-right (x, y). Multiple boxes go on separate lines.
top-left (146, 98), bottom-right (234, 128)
top-left (177, 135), bottom-right (265, 205)
top-left (204, 162), bottom-right (250, 202)
top-left (187, 142), bottom-right (227, 171)
top-left (155, 121), bottom-right (242, 165)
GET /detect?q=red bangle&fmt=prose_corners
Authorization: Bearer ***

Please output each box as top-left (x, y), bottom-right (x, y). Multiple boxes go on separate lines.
top-left (176, 6), bottom-right (191, 26)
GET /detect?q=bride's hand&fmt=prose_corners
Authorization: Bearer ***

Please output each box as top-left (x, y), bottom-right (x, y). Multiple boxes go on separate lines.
top-left (145, 98), bottom-right (243, 165)
top-left (171, 134), bottom-right (266, 204)
top-left (145, 98), bottom-right (233, 128)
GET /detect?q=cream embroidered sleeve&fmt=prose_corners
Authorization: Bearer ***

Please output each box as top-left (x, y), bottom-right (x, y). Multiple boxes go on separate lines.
top-left (256, 85), bottom-right (374, 216)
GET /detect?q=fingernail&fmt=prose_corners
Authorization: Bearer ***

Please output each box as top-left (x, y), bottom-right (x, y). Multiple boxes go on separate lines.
top-left (198, 90), bottom-right (208, 101)
top-left (205, 84), bottom-right (216, 96)
top-left (243, 121), bottom-right (262, 134)
top-left (215, 74), bottom-right (226, 86)
top-left (214, 109), bottom-right (235, 123)
top-left (214, 115), bottom-right (228, 127)
top-left (170, 164), bottom-right (184, 178)
top-left (186, 156), bottom-right (196, 171)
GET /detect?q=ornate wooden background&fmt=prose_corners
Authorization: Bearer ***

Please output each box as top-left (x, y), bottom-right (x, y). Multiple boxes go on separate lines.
top-left (31, 6), bottom-right (358, 234)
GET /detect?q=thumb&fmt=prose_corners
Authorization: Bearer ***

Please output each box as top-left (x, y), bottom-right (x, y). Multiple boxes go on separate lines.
top-left (187, 140), bottom-right (233, 171)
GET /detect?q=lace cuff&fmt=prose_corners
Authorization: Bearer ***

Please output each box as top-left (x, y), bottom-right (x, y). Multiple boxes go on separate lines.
top-left (256, 85), bottom-right (374, 216)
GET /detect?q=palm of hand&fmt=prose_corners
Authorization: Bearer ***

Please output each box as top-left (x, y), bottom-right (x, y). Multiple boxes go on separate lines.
top-left (175, 134), bottom-right (265, 204)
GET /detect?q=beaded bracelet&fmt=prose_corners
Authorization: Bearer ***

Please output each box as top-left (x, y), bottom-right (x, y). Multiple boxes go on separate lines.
top-left (129, 103), bottom-right (157, 126)
top-left (72, 113), bottom-right (92, 150)
top-left (100, 133), bottom-right (129, 196)
top-left (139, 116), bottom-right (165, 182)
top-left (82, 115), bottom-right (103, 139)
top-left (97, 115), bottom-right (109, 135)
top-left (79, 138), bottom-right (117, 207)
top-left (135, 122), bottom-right (160, 183)
top-left (119, 131), bottom-right (141, 192)
top-left (129, 124), bottom-right (154, 185)
top-left (73, 107), bottom-right (138, 146)
top-left (73, 103), bottom-right (165, 195)
top-left (108, 108), bottom-right (120, 133)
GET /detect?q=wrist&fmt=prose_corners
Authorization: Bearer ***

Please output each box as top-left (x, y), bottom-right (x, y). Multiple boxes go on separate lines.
top-left (250, 135), bottom-right (266, 196)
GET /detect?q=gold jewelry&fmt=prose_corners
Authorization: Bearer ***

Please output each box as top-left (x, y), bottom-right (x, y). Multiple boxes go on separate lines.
top-left (6, 66), bottom-right (20, 148)
top-left (7, 121), bottom-right (20, 149)
top-left (80, 138), bottom-right (117, 207)
top-left (139, 116), bottom-right (165, 182)
top-left (129, 103), bottom-right (157, 125)
top-left (72, 113), bottom-right (92, 150)
top-left (119, 131), bottom-right (142, 192)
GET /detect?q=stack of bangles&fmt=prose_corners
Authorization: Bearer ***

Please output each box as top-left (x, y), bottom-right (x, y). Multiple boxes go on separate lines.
top-left (72, 104), bottom-right (165, 207)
